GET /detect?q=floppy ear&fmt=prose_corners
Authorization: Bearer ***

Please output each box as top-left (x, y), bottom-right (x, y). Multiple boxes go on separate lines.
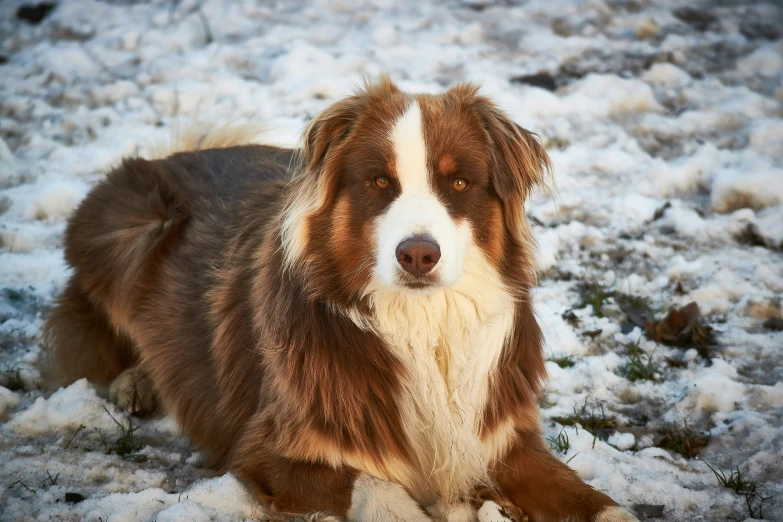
top-left (450, 84), bottom-right (552, 240)
top-left (469, 96), bottom-right (552, 203)
top-left (299, 96), bottom-right (363, 174)
top-left (283, 76), bottom-right (401, 271)
top-left (299, 75), bottom-right (401, 174)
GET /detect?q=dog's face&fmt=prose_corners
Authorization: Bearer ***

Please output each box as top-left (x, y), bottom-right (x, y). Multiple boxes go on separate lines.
top-left (282, 77), bottom-right (550, 302)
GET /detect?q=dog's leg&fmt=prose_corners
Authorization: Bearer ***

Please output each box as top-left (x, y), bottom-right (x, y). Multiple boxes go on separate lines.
top-left (43, 278), bottom-right (137, 386)
top-left (491, 430), bottom-right (638, 522)
top-left (233, 443), bottom-right (431, 522)
top-left (109, 365), bottom-right (158, 415)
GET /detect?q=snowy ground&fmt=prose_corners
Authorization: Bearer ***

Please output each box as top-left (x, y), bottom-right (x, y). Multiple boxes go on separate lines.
top-left (1, 0), bottom-right (782, 520)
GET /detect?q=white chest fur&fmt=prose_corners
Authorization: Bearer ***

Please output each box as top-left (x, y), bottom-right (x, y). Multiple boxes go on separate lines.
top-left (360, 245), bottom-right (516, 504)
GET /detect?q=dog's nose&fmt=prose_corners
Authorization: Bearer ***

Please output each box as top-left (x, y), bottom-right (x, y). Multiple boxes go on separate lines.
top-left (396, 237), bottom-right (441, 277)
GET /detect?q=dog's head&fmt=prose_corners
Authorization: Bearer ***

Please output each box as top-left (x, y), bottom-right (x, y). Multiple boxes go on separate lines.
top-left (281, 76), bottom-right (551, 305)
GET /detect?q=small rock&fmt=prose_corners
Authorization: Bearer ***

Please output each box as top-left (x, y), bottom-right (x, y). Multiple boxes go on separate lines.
top-left (740, 18), bottom-right (782, 41)
top-left (762, 317), bottom-right (783, 331)
top-left (15, 2), bottom-right (56, 25)
top-left (672, 8), bottom-right (716, 32)
top-left (64, 492), bottom-right (85, 503)
top-left (510, 73), bottom-right (557, 91)
top-left (634, 504), bottom-right (665, 518)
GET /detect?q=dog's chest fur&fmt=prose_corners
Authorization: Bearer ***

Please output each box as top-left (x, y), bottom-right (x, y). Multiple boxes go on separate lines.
top-left (360, 248), bottom-right (515, 503)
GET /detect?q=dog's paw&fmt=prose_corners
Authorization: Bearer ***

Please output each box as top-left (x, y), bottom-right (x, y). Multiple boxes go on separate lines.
top-left (347, 474), bottom-right (432, 522)
top-left (594, 506), bottom-right (639, 522)
top-left (476, 501), bottom-right (527, 522)
top-left (109, 365), bottom-right (158, 415)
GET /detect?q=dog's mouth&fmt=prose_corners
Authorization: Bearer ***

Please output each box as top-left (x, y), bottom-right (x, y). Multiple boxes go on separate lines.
top-left (396, 271), bottom-right (441, 291)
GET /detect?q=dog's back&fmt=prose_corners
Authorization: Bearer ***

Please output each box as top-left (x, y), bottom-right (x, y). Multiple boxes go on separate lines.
top-left (45, 144), bottom-right (293, 465)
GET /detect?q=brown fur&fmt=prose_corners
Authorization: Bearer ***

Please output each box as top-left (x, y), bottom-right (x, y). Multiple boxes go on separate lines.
top-left (45, 77), bottom-right (624, 521)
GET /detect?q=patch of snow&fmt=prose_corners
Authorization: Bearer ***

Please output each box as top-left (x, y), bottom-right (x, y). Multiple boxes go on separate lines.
top-left (0, 386), bottom-right (20, 417)
top-left (607, 432), bottom-right (636, 451)
top-left (711, 169), bottom-right (783, 213)
top-left (7, 379), bottom-right (126, 436)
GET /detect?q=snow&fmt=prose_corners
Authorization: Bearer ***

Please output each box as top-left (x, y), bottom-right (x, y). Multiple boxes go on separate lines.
top-left (642, 63), bottom-right (692, 89)
top-left (1, 0), bottom-right (782, 521)
top-left (0, 386), bottom-right (20, 417)
top-left (7, 379), bottom-right (127, 436)
top-left (711, 169), bottom-right (783, 213)
top-left (23, 178), bottom-right (90, 221)
top-left (607, 432), bottom-right (636, 452)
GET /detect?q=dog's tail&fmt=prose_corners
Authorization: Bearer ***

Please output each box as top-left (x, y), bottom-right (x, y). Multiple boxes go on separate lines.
top-left (43, 156), bottom-right (190, 388)
top-left (147, 120), bottom-right (268, 159)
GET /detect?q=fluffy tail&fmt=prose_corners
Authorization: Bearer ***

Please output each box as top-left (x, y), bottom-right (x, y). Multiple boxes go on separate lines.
top-left (147, 120), bottom-right (268, 159)
top-left (43, 156), bottom-right (190, 387)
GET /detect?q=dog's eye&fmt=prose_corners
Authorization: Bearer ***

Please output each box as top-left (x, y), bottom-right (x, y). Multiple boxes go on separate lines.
top-left (375, 176), bottom-right (390, 189)
top-left (453, 178), bottom-right (468, 191)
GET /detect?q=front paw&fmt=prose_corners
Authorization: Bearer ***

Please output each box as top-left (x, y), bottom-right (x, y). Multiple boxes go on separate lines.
top-left (109, 366), bottom-right (158, 415)
top-left (347, 474), bottom-right (432, 522)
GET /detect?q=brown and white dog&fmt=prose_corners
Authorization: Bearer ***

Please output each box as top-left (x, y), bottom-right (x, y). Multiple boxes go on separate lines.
top-left (44, 77), bottom-right (636, 522)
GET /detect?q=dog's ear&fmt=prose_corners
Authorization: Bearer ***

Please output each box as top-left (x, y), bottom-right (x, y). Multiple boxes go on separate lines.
top-left (283, 76), bottom-right (402, 271)
top-left (300, 97), bottom-right (362, 174)
top-left (449, 84), bottom-right (552, 238)
top-left (484, 114), bottom-right (551, 204)
top-left (464, 94), bottom-right (551, 202)
top-left (300, 75), bottom-right (401, 174)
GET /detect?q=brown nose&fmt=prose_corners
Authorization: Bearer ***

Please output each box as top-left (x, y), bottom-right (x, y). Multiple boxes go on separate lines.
top-left (396, 237), bottom-right (441, 277)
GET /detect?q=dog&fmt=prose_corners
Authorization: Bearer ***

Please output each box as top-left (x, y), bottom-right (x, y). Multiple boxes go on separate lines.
top-left (44, 76), bottom-right (636, 522)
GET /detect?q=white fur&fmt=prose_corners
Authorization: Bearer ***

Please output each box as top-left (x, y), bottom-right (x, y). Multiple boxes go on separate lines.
top-left (281, 178), bottom-right (324, 273)
top-left (427, 501), bottom-right (477, 522)
top-left (362, 243), bottom-right (514, 503)
top-left (377, 101), bottom-right (468, 287)
top-left (353, 101), bottom-right (516, 505)
top-left (347, 474), bottom-right (432, 522)
top-left (594, 507), bottom-right (640, 522)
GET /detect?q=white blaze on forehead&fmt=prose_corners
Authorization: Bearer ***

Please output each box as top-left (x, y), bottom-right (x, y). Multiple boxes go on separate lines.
top-left (391, 100), bottom-right (429, 195)
top-left (375, 99), bottom-right (470, 288)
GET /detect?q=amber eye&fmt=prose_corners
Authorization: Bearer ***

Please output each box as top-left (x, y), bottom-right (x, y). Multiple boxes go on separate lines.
top-left (375, 176), bottom-right (390, 189)
top-left (453, 178), bottom-right (468, 191)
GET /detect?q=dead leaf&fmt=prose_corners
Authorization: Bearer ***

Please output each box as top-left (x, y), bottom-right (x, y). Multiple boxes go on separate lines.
top-left (647, 302), bottom-right (700, 342)
top-left (645, 302), bottom-right (714, 358)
